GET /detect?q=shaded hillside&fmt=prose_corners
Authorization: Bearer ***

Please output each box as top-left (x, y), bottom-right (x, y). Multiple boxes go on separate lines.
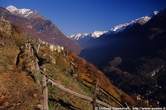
top-left (0, 15), bottom-right (140, 110)
top-left (79, 9), bottom-right (166, 106)
top-left (0, 7), bottom-right (80, 54)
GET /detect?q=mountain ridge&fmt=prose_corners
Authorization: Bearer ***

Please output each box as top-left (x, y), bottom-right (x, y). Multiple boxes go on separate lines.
top-left (0, 6), bottom-right (81, 54)
top-left (70, 11), bottom-right (159, 41)
top-left (6, 5), bottom-right (35, 18)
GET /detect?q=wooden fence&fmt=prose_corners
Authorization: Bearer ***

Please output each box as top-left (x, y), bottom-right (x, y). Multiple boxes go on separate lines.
top-left (41, 74), bottom-right (125, 110)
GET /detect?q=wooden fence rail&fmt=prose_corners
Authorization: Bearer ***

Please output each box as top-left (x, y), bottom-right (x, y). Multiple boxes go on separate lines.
top-left (41, 73), bottom-right (126, 110)
top-left (47, 78), bottom-right (111, 108)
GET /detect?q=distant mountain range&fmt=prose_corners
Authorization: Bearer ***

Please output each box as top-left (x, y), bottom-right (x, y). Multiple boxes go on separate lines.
top-left (0, 5), bottom-right (80, 54)
top-left (70, 9), bottom-right (166, 106)
top-left (69, 13), bottom-right (158, 41)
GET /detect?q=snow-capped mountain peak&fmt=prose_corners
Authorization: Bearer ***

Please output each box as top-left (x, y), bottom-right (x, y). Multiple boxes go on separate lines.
top-left (70, 33), bottom-right (89, 40)
top-left (111, 16), bottom-right (151, 32)
top-left (91, 31), bottom-right (107, 38)
top-left (6, 5), bottom-right (17, 12)
top-left (153, 11), bottom-right (159, 15)
top-left (70, 31), bottom-right (107, 40)
top-left (6, 5), bottom-right (34, 17)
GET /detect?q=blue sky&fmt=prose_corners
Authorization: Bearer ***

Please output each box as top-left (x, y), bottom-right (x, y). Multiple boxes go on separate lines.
top-left (0, 0), bottom-right (166, 35)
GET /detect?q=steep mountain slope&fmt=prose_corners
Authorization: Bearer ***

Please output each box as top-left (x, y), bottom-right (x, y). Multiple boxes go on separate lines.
top-left (78, 9), bottom-right (166, 106)
top-left (0, 14), bottom-right (141, 109)
top-left (0, 6), bottom-right (80, 54)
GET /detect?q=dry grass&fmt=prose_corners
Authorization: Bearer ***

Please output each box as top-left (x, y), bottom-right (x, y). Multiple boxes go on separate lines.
top-left (0, 70), bottom-right (42, 110)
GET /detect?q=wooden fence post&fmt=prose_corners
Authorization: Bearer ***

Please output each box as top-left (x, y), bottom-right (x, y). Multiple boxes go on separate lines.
top-left (92, 80), bottom-right (99, 110)
top-left (34, 42), bottom-right (48, 110)
top-left (43, 75), bottom-right (49, 110)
